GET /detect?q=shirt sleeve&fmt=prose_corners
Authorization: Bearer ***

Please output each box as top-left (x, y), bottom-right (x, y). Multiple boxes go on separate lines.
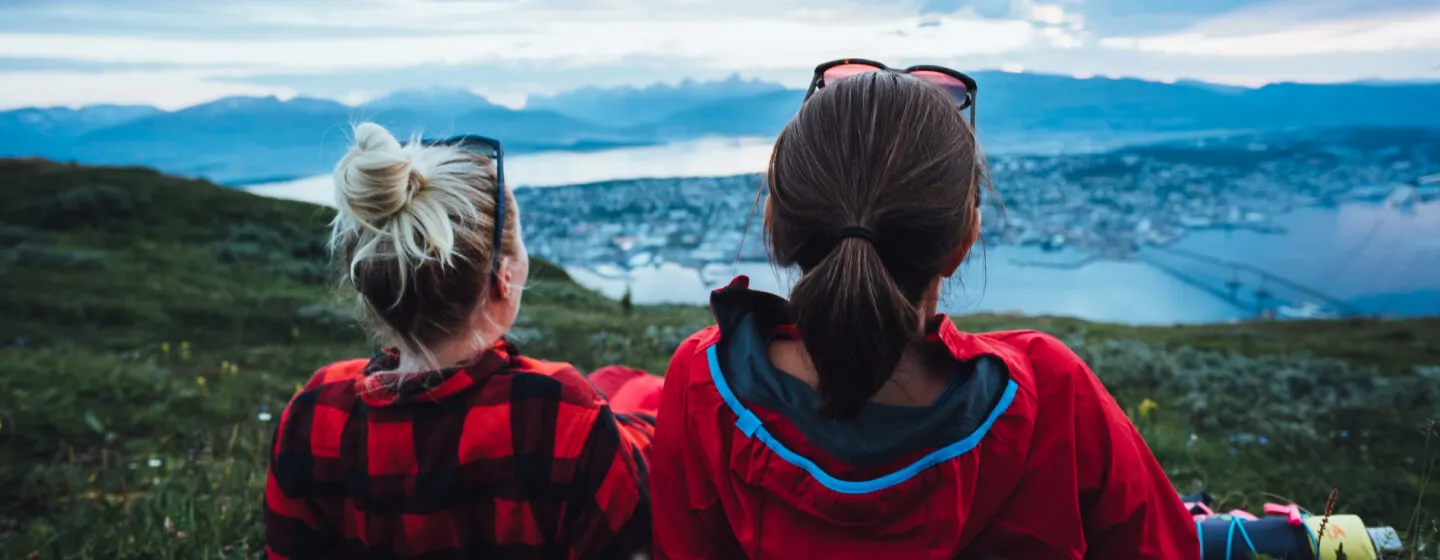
top-left (649, 335), bottom-right (743, 560)
top-left (263, 370), bottom-right (344, 560)
top-left (556, 396), bottom-right (658, 560)
top-left (264, 462), bottom-right (343, 559)
top-left (1075, 359), bottom-right (1200, 560)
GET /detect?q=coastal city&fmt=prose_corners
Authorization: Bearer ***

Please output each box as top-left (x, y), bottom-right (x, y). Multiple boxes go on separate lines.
top-left (514, 135), bottom-right (1439, 271)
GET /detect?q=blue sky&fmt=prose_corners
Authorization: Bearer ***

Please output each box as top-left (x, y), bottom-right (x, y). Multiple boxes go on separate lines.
top-left (1, 0), bottom-right (1437, 109)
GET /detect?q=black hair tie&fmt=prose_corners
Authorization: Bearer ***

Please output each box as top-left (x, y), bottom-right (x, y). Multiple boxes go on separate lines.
top-left (835, 225), bottom-right (875, 243)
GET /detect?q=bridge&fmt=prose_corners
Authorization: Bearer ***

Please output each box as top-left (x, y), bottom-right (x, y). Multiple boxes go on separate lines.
top-left (1138, 246), bottom-right (1364, 320)
top-left (1075, 173), bottom-right (1437, 320)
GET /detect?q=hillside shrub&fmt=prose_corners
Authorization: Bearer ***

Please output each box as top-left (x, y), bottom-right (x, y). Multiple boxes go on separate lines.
top-left (205, 222), bottom-right (331, 284)
top-left (0, 224), bottom-right (51, 246)
top-left (24, 185), bottom-right (143, 228)
top-left (1071, 337), bottom-right (1440, 523)
top-left (294, 302), bottom-right (357, 331)
top-left (5, 244), bottom-right (107, 270)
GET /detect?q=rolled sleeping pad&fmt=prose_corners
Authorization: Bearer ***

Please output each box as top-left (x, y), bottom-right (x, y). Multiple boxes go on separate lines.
top-left (1198, 516), bottom-right (1315, 560)
top-left (1196, 515), bottom-right (1381, 560)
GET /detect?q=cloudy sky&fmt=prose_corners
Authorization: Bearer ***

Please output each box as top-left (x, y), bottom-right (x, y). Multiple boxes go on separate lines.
top-left (1, 0), bottom-right (1437, 110)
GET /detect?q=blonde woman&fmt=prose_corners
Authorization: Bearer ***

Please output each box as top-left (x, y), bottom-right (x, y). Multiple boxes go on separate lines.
top-left (264, 123), bottom-right (661, 559)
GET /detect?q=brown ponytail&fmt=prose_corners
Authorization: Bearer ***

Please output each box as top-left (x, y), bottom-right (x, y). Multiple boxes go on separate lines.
top-left (767, 71), bottom-right (985, 419)
top-left (789, 235), bottom-right (923, 417)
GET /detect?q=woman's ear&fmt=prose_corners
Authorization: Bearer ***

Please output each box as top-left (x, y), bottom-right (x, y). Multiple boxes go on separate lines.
top-left (491, 260), bottom-right (516, 301)
top-left (942, 206), bottom-right (981, 278)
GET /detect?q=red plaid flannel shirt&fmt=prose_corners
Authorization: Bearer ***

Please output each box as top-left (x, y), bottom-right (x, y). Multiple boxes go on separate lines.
top-left (264, 340), bottom-right (656, 559)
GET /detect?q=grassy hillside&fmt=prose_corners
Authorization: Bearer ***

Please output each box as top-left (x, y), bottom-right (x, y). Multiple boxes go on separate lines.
top-left (1, 158), bottom-right (1438, 557)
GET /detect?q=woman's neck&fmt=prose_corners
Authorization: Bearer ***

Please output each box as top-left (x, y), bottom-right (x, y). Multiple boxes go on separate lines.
top-left (394, 332), bottom-right (493, 373)
top-left (769, 279), bottom-right (954, 408)
top-left (917, 282), bottom-right (942, 323)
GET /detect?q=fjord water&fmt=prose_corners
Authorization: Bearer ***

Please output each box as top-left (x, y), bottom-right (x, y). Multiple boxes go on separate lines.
top-left (566, 252), bottom-right (1257, 325)
top-left (247, 139), bottom-right (1439, 325)
top-left (245, 136), bottom-right (781, 203)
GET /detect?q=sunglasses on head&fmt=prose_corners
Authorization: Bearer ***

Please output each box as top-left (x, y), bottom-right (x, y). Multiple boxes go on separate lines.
top-left (804, 58), bottom-right (979, 125)
top-left (420, 134), bottom-right (508, 280)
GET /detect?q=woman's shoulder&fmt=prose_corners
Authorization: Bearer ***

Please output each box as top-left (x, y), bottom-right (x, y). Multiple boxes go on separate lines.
top-left (664, 325), bottom-right (723, 377)
top-left (306, 358), bottom-right (371, 388)
top-left (963, 329), bottom-right (1096, 394)
top-left (973, 329), bottom-right (1115, 412)
top-left (681, 324), bottom-right (722, 353)
top-left (271, 359), bottom-right (371, 448)
top-left (501, 354), bottom-right (618, 408)
top-left (280, 358), bottom-right (371, 410)
top-left (974, 329), bottom-right (1084, 368)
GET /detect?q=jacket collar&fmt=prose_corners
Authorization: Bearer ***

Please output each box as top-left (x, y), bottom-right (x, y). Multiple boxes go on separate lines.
top-left (357, 338), bottom-right (518, 407)
top-left (707, 275), bottom-right (1015, 470)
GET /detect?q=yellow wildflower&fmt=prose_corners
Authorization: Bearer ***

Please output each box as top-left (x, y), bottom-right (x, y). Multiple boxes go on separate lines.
top-left (195, 376), bottom-right (206, 388)
top-left (1139, 398), bottom-right (1158, 420)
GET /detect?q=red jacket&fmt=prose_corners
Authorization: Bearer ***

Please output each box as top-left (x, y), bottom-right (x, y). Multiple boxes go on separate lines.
top-left (649, 277), bottom-right (1198, 559)
top-left (264, 341), bottom-right (660, 559)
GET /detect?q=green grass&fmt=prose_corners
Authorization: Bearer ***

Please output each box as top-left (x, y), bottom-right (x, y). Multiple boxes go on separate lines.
top-left (1, 158), bottom-right (1438, 557)
top-left (949, 313), bottom-right (1440, 377)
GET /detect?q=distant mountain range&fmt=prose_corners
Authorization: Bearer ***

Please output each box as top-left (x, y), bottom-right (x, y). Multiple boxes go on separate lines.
top-left (2, 73), bottom-right (1438, 185)
top-left (527, 74), bottom-right (787, 127)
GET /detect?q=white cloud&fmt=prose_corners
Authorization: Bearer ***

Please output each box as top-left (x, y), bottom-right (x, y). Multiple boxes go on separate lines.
top-left (1006, 0), bottom-right (1086, 49)
top-left (0, 0), bottom-right (1052, 108)
top-left (1005, 0), bottom-right (1083, 30)
top-left (1023, 3), bottom-right (1067, 26)
top-left (487, 92), bottom-right (529, 109)
top-left (2, 0), bottom-right (1438, 109)
top-left (0, 9), bottom-right (1039, 73)
top-left (336, 91), bottom-right (378, 106)
top-left (205, 0), bottom-right (518, 31)
top-left (1100, 8), bottom-right (1440, 58)
top-left (1040, 27), bottom-right (1083, 49)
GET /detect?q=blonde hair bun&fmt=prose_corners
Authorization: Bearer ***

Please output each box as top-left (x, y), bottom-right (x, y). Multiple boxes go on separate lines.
top-left (329, 122), bottom-right (505, 321)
